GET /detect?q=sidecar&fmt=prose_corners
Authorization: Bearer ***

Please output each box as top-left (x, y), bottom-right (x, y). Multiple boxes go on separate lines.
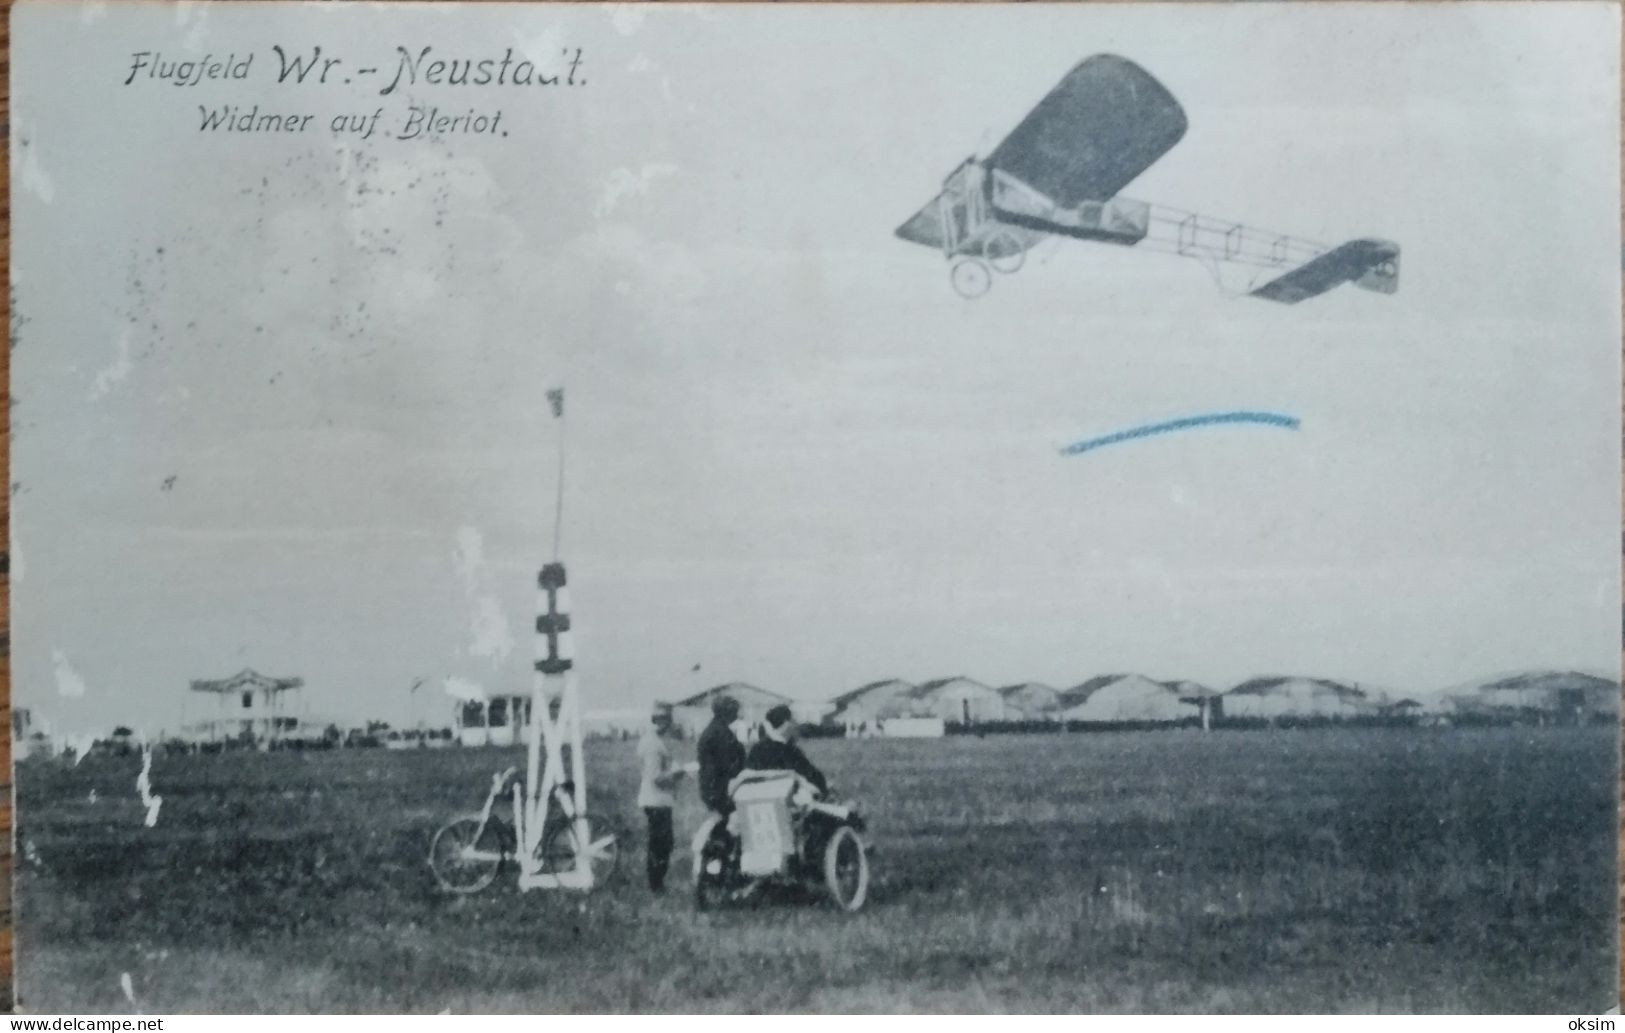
top-left (694, 771), bottom-right (870, 912)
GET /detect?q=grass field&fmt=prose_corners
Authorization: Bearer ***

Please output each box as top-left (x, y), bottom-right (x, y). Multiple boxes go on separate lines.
top-left (14, 726), bottom-right (1618, 1013)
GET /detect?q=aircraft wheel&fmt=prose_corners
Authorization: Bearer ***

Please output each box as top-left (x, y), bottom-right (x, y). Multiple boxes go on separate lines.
top-left (950, 259), bottom-right (992, 299)
top-left (983, 230), bottom-right (1026, 275)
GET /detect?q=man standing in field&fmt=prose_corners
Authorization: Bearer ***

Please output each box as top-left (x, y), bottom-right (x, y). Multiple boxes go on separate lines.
top-left (697, 694), bottom-right (745, 816)
top-left (691, 694), bottom-right (746, 875)
top-left (637, 703), bottom-right (687, 893)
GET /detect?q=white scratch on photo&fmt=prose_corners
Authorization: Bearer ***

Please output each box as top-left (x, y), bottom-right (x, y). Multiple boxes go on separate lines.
top-left (17, 123), bottom-right (56, 204)
top-left (89, 327), bottom-right (133, 400)
top-left (137, 746), bottom-right (163, 827)
top-left (52, 648), bottom-right (88, 698)
top-left (63, 733), bottom-right (97, 766)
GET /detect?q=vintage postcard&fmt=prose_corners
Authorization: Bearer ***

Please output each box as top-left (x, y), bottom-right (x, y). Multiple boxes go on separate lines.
top-left (9, 0), bottom-right (1621, 1014)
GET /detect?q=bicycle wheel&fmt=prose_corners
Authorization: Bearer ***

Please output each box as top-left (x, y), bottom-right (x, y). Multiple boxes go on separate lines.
top-left (429, 815), bottom-right (509, 894)
top-left (540, 815), bottom-right (622, 888)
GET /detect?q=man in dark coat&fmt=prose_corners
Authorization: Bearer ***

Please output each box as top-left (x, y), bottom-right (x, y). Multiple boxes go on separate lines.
top-left (745, 704), bottom-right (829, 795)
top-left (697, 694), bottom-right (745, 816)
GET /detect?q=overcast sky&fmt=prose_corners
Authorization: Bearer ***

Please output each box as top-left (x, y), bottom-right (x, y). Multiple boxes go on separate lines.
top-left (11, 2), bottom-right (1620, 734)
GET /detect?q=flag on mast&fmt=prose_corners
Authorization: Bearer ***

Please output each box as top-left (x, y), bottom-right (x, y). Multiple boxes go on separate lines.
top-left (547, 388), bottom-right (565, 418)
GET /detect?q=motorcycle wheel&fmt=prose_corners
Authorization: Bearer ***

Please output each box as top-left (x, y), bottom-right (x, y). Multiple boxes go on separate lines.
top-left (822, 825), bottom-right (869, 912)
top-left (694, 862), bottom-right (728, 911)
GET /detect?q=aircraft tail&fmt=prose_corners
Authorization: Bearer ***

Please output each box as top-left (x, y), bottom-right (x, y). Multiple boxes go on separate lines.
top-left (1250, 239), bottom-right (1399, 305)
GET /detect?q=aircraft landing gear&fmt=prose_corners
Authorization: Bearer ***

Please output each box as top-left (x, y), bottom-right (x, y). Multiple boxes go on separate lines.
top-left (950, 258), bottom-right (993, 298)
top-left (983, 229), bottom-right (1027, 275)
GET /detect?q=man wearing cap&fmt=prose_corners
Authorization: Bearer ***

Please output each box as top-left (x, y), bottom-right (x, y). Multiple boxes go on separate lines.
top-left (637, 703), bottom-right (686, 893)
top-left (690, 694), bottom-right (747, 877)
top-left (697, 694), bottom-right (746, 816)
top-left (746, 704), bottom-right (830, 795)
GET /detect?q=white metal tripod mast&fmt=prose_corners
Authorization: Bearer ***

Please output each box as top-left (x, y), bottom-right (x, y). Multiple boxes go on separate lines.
top-left (515, 387), bottom-right (595, 891)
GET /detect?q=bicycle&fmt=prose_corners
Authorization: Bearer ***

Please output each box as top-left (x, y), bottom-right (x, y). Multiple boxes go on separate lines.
top-left (429, 766), bottom-right (622, 894)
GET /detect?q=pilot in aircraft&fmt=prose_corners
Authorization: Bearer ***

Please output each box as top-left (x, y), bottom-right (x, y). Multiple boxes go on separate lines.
top-left (896, 54), bottom-right (1399, 302)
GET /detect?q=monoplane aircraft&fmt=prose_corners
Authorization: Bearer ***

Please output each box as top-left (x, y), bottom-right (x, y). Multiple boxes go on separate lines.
top-left (896, 55), bottom-right (1400, 302)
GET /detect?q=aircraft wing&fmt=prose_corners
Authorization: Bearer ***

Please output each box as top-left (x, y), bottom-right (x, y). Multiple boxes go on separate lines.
top-left (1249, 239), bottom-right (1400, 304)
top-left (989, 54), bottom-right (1187, 209)
top-left (895, 198), bottom-right (944, 250)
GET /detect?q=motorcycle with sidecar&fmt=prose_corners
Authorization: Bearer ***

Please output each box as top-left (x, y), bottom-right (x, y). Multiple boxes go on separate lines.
top-left (693, 770), bottom-right (871, 912)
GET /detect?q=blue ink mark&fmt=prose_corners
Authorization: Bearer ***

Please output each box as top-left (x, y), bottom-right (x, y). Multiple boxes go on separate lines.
top-left (1060, 411), bottom-right (1301, 457)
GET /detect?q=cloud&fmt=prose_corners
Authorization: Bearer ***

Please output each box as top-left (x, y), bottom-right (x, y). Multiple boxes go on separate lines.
top-left (454, 526), bottom-right (485, 593)
top-left (594, 163), bottom-right (679, 220)
top-left (467, 596), bottom-right (514, 663)
top-left (604, 3), bottom-right (646, 35)
top-left (442, 675), bottom-right (487, 702)
top-left (626, 53), bottom-right (679, 104)
top-left (565, 223), bottom-right (708, 309)
top-left (509, 25), bottom-right (566, 68)
top-left (452, 527), bottom-right (513, 664)
top-left (174, 0), bottom-right (210, 50)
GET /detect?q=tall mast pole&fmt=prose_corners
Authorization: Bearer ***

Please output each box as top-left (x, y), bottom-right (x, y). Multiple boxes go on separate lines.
top-left (552, 390), bottom-right (567, 561)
